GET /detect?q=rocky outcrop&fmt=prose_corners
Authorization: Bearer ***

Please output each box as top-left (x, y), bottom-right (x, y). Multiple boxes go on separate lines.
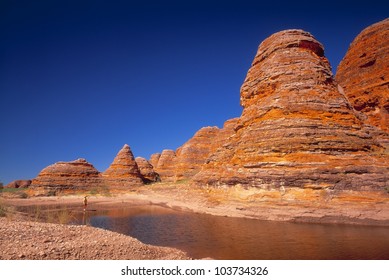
top-left (194, 29), bottom-right (389, 191)
top-left (5, 180), bottom-right (32, 188)
top-left (149, 153), bottom-right (161, 169)
top-left (102, 144), bottom-right (144, 188)
top-left (135, 157), bottom-right (160, 183)
top-left (30, 159), bottom-right (102, 193)
top-left (155, 150), bottom-right (177, 182)
top-left (175, 126), bottom-right (220, 181)
top-left (336, 18), bottom-right (389, 133)
top-left (150, 119), bottom-right (239, 182)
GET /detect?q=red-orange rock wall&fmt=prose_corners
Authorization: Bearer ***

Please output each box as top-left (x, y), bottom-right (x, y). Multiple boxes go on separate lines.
top-left (174, 126), bottom-right (220, 181)
top-left (135, 157), bottom-right (160, 183)
top-left (155, 149), bottom-right (177, 182)
top-left (194, 29), bottom-right (389, 191)
top-left (336, 18), bottom-right (389, 133)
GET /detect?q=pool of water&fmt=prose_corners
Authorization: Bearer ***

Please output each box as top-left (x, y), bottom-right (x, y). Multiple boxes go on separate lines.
top-left (16, 204), bottom-right (389, 259)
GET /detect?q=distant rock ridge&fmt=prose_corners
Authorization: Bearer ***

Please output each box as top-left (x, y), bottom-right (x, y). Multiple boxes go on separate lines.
top-left (149, 119), bottom-right (240, 182)
top-left (5, 180), bottom-right (32, 189)
top-left (31, 145), bottom-right (148, 193)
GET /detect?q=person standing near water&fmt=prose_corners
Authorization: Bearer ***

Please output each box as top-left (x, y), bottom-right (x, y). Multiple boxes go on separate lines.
top-left (83, 196), bottom-right (88, 211)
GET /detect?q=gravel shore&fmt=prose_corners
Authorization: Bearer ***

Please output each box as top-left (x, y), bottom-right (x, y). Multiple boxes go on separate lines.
top-left (0, 217), bottom-right (190, 260)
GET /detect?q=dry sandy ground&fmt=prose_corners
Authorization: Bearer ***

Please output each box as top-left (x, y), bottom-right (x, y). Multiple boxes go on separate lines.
top-left (0, 216), bottom-right (189, 260)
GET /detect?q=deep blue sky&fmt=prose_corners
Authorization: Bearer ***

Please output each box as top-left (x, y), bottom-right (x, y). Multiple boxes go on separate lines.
top-left (1, 0), bottom-right (388, 184)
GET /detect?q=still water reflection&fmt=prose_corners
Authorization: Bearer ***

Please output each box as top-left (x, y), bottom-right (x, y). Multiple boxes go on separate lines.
top-left (18, 204), bottom-right (389, 259)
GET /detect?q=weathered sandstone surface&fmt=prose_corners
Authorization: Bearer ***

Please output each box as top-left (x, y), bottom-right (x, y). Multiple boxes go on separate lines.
top-left (102, 144), bottom-right (144, 188)
top-left (193, 29), bottom-right (389, 191)
top-left (154, 149), bottom-right (177, 182)
top-left (151, 119), bottom-right (240, 182)
top-left (30, 159), bottom-right (102, 194)
top-left (135, 157), bottom-right (160, 183)
top-left (21, 21), bottom-right (389, 208)
top-left (336, 18), bottom-right (389, 133)
top-left (149, 153), bottom-right (161, 169)
top-left (175, 126), bottom-right (220, 181)
top-left (5, 180), bottom-right (32, 188)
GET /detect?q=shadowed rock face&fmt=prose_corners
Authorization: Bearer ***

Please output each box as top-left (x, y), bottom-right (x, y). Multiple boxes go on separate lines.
top-left (5, 180), bottom-right (32, 188)
top-left (135, 157), bottom-right (160, 183)
top-left (30, 159), bottom-right (102, 192)
top-left (336, 18), bottom-right (389, 133)
top-left (194, 29), bottom-right (389, 190)
top-left (102, 144), bottom-right (144, 187)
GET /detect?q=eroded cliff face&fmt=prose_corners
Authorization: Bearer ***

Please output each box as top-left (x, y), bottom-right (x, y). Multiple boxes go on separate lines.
top-left (30, 158), bottom-right (102, 194)
top-left (102, 144), bottom-right (144, 188)
top-left (193, 29), bottom-right (388, 191)
top-left (336, 18), bottom-right (389, 133)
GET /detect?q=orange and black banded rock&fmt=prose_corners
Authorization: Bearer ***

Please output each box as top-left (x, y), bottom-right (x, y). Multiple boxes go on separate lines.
top-left (194, 29), bottom-right (388, 191)
top-left (135, 157), bottom-right (160, 183)
top-left (175, 126), bottom-right (220, 181)
top-left (102, 144), bottom-right (144, 187)
top-left (154, 149), bottom-right (177, 182)
top-left (30, 158), bottom-right (102, 193)
top-left (336, 18), bottom-right (389, 133)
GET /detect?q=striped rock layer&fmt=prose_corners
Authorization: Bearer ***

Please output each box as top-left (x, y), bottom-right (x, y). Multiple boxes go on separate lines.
top-left (30, 158), bottom-right (102, 193)
top-left (336, 18), bottom-right (389, 133)
top-left (193, 29), bottom-right (389, 190)
top-left (102, 144), bottom-right (144, 187)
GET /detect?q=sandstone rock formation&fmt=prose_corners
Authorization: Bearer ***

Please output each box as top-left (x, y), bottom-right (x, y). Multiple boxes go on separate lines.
top-left (149, 153), bottom-right (161, 169)
top-left (30, 158), bottom-right (102, 193)
top-left (154, 150), bottom-right (177, 182)
top-left (135, 157), bottom-right (160, 183)
top-left (336, 18), bottom-right (389, 133)
top-left (25, 21), bottom-right (389, 199)
top-left (102, 144), bottom-right (144, 187)
top-left (5, 180), bottom-right (32, 188)
top-left (193, 29), bottom-right (389, 190)
top-left (175, 126), bottom-right (220, 181)
top-left (150, 119), bottom-right (240, 183)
